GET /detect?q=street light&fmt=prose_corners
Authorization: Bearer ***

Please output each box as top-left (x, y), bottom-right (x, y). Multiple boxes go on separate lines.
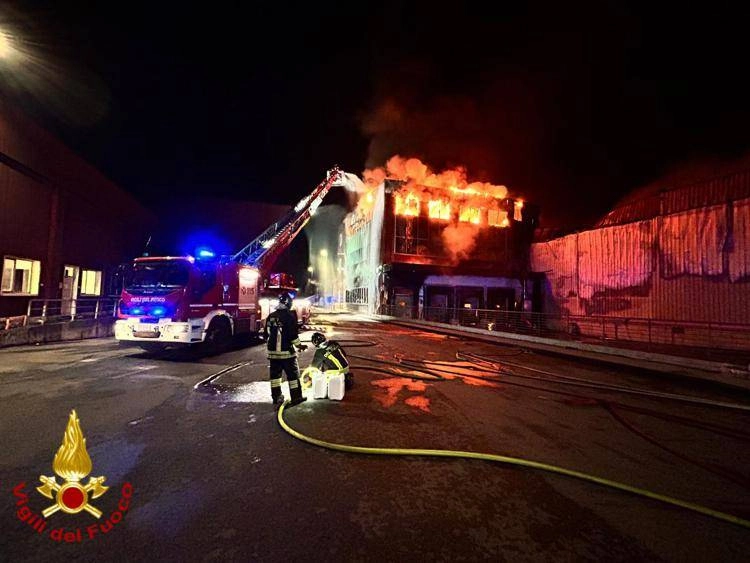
top-left (0, 29), bottom-right (19, 61)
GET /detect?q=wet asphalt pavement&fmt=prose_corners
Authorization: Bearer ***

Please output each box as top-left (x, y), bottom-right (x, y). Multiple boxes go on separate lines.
top-left (1, 313), bottom-right (750, 561)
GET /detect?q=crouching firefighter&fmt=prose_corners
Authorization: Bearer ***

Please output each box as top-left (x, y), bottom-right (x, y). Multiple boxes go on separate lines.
top-left (309, 332), bottom-right (353, 389)
top-left (265, 292), bottom-right (307, 408)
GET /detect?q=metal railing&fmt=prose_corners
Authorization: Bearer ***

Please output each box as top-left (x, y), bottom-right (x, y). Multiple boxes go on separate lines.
top-left (20, 298), bottom-right (119, 326)
top-left (377, 304), bottom-right (750, 356)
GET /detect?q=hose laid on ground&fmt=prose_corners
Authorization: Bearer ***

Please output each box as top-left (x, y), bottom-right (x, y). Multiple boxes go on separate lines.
top-left (349, 353), bottom-right (506, 385)
top-left (300, 339), bottom-right (379, 348)
top-left (351, 352), bottom-right (750, 440)
top-left (603, 403), bottom-right (750, 489)
top-left (277, 402), bottom-right (750, 529)
top-left (349, 364), bottom-right (445, 381)
top-left (335, 339), bottom-right (380, 348)
top-left (347, 356), bottom-right (750, 493)
top-left (457, 351), bottom-right (750, 412)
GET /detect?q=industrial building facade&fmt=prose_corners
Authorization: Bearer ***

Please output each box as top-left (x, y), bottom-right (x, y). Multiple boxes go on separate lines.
top-left (343, 178), bottom-right (539, 317)
top-left (0, 102), bottom-right (154, 319)
top-left (531, 169), bottom-right (750, 351)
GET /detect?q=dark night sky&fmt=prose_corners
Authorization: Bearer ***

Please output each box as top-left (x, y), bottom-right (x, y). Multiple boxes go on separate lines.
top-left (3, 1), bottom-right (750, 227)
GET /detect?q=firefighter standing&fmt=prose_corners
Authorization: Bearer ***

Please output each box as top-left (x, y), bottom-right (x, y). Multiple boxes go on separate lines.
top-left (309, 332), bottom-right (353, 389)
top-left (265, 292), bottom-right (307, 407)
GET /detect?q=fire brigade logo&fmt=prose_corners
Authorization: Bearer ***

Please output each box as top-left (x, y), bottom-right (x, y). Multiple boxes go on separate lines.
top-left (36, 410), bottom-right (109, 519)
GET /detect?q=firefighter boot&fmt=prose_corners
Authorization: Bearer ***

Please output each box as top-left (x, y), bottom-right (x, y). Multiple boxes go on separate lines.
top-left (270, 377), bottom-right (285, 409)
top-left (288, 378), bottom-right (307, 407)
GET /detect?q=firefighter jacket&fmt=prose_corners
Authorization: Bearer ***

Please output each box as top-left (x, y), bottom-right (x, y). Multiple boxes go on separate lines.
top-left (311, 341), bottom-right (350, 374)
top-left (265, 306), bottom-right (301, 359)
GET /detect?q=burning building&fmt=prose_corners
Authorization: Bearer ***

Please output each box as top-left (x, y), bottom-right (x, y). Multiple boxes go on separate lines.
top-left (343, 157), bottom-right (539, 317)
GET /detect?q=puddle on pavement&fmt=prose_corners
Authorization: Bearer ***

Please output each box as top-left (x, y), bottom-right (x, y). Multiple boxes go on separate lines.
top-left (196, 380), bottom-right (317, 405)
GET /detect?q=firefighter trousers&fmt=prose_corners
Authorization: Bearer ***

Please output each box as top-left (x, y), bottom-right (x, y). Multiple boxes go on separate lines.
top-left (269, 356), bottom-right (302, 402)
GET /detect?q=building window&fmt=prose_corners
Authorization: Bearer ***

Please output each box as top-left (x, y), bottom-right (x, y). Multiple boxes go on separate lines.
top-left (459, 206), bottom-right (482, 224)
top-left (1, 257), bottom-right (41, 295)
top-left (488, 209), bottom-right (509, 228)
top-left (80, 269), bottom-right (102, 296)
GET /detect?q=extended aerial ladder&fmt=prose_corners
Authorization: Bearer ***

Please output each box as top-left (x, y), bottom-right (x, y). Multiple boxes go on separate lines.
top-left (116, 167), bottom-right (344, 349)
top-left (229, 166), bottom-right (342, 271)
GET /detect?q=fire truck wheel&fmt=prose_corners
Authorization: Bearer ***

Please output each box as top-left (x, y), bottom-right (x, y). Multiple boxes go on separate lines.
top-left (205, 318), bottom-right (231, 353)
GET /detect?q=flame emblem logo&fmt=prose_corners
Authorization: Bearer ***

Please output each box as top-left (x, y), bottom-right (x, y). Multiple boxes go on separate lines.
top-left (36, 410), bottom-right (108, 518)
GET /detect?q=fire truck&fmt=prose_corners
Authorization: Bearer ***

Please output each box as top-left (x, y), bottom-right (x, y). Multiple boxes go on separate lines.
top-left (114, 167), bottom-right (340, 351)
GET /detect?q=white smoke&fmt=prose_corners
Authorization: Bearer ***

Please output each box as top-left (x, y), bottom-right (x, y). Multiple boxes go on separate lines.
top-left (367, 184), bottom-right (385, 313)
top-left (335, 171), bottom-right (368, 193)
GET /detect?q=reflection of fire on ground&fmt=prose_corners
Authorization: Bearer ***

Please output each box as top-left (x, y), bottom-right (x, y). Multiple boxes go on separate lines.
top-left (370, 378), bottom-right (431, 412)
top-left (413, 360), bottom-right (502, 388)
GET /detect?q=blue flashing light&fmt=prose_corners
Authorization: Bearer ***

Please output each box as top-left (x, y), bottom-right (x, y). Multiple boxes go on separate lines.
top-left (151, 306), bottom-right (167, 317)
top-left (130, 307), bottom-right (144, 315)
top-left (196, 246), bottom-right (216, 260)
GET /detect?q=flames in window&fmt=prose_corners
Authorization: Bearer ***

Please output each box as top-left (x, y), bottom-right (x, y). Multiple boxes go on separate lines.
top-left (428, 199), bottom-right (451, 220)
top-left (394, 192), bottom-right (420, 216)
top-left (458, 206), bottom-right (481, 224)
top-left (359, 156), bottom-right (527, 261)
top-left (369, 156), bottom-right (522, 228)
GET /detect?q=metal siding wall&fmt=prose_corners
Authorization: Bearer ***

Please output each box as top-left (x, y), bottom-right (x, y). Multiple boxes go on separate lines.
top-left (577, 221), bottom-right (653, 295)
top-left (0, 164), bottom-right (52, 317)
top-left (660, 205), bottom-right (726, 277)
top-left (532, 204), bottom-right (750, 326)
top-left (530, 234), bottom-right (579, 315)
top-left (0, 164), bottom-right (51, 260)
top-left (729, 197), bottom-right (750, 282)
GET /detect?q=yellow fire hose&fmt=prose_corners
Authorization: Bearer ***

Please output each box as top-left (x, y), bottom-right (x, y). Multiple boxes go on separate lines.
top-left (277, 402), bottom-right (750, 529)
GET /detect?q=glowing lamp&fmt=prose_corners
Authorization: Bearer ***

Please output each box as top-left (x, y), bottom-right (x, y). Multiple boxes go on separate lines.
top-left (151, 306), bottom-right (167, 317)
top-left (196, 247), bottom-right (216, 259)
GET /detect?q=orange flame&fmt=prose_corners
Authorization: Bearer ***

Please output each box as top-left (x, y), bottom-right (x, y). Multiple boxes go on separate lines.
top-left (458, 206), bottom-right (481, 224)
top-left (52, 410), bottom-right (92, 482)
top-left (367, 156), bottom-right (513, 226)
top-left (428, 199), bottom-right (451, 220)
top-left (394, 192), bottom-right (420, 216)
top-left (362, 155), bottom-right (522, 260)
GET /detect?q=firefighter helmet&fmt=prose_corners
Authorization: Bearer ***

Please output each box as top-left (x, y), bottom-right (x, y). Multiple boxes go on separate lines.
top-left (311, 332), bottom-right (327, 348)
top-left (278, 292), bottom-right (293, 308)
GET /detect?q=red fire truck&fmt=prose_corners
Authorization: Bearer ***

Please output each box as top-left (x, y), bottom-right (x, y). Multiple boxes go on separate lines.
top-left (114, 167), bottom-right (339, 351)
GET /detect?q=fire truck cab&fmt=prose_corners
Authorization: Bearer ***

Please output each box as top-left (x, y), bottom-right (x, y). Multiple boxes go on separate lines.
top-left (114, 255), bottom-right (261, 349)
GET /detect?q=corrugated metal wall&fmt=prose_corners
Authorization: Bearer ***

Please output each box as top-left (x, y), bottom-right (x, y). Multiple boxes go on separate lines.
top-left (531, 200), bottom-right (750, 330)
top-left (730, 197), bottom-right (750, 282)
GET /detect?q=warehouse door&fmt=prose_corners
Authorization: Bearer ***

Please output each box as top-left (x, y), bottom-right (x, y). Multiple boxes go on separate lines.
top-left (425, 288), bottom-right (451, 322)
top-left (61, 265), bottom-right (79, 317)
top-left (393, 288), bottom-right (414, 318)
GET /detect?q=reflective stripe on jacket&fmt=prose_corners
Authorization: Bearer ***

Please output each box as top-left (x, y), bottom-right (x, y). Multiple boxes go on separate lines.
top-left (265, 307), bottom-right (300, 359)
top-left (311, 341), bottom-right (349, 374)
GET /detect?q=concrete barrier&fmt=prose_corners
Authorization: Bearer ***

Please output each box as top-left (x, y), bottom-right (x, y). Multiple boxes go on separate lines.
top-left (0, 318), bottom-right (116, 348)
